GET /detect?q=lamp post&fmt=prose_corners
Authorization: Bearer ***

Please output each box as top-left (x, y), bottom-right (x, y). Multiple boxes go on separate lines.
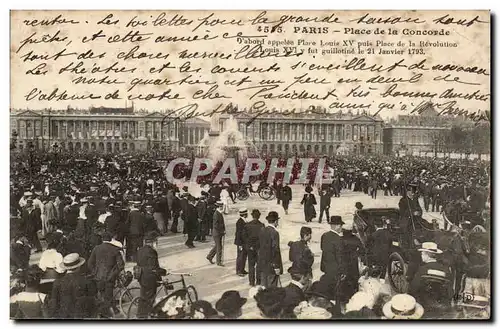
top-left (27, 141), bottom-right (34, 181)
top-left (10, 130), bottom-right (18, 151)
top-left (53, 142), bottom-right (59, 167)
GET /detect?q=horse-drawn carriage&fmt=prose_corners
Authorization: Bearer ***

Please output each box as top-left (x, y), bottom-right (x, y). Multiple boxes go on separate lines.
top-left (353, 206), bottom-right (489, 305)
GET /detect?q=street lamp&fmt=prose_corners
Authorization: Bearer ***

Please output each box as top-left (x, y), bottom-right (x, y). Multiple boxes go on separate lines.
top-left (27, 141), bottom-right (35, 181)
top-left (10, 130), bottom-right (18, 151)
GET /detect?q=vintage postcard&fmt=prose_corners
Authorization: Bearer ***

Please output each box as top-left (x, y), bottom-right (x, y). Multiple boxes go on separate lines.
top-left (9, 10), bottom-right (490, 320)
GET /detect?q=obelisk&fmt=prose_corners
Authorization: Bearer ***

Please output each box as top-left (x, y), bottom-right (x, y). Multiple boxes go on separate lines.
top-left (209, 113), bottom-right (220, 137)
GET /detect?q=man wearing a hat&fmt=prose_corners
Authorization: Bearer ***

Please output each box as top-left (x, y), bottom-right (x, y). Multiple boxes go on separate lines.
top-left (184, 195), bottom-right (198, 249)
top-left (21, 197), bottom-right (43, 253)
top-left (319, 216), bottom-right (345, 301)
top-left (126, 200), bottom-right (145, 262)
top-left (258, 211), bottom-right (283, 288)
top-left (87, 232), bottom-right (125, 315)
top-left (206, 201), bottom-right (226, 266)
top-left (234, 208), bottom-right (249, 276)
top-left (48, 253), bottom-right (97, 318)
top-left (365, 217), bottom-right (392, 279)
top-left (245, 209), bottom-right (265, 286)
top-left (408, 241), bottom-right (453, 313)
top-left (398, 183), bottom-right (423, 242)
top-left (136, 231), bottom-right (164, 319)
top-left (282, 260), bottom-right (309, 318)
top-left (195, 194), bottom-right (208, 243)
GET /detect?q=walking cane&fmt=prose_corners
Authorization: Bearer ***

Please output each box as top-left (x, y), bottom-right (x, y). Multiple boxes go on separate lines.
top-left (221, 235), bottom-right (225, 264)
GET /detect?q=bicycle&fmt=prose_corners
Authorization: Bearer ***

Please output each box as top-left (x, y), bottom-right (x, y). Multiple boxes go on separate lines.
top-left (236, 182), bottom-right (276, 201)
top-left (113, 270), bottom-right (140, 317)
top-left (126, 272), bottom-right (198, 319)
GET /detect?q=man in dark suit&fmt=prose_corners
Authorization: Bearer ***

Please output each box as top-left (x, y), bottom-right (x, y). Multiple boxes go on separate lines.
top-left (143, 204), bottom-right (159, 236)
top-left (281, 182), bottom-right (292, 215)
top-left (49, 253), bottom-right (98, 319)
top-left (180, 192), bottom-right (189, 234)
top-left (184, 195), bottom-right (198, 248)
top-left (10, 235), bottom-right (31, 272)
top-left (319, 188), bottom-right (332, 224)
top-left (258, 211), bottom-right (283, 288)
top-left (320, 216), bottom-right (345, 300)
top-left (207, 201), bottom-right (225, 266)
top-left (136, 232), bottom-right (164, 319)
top-left (126, 201), bottom-right (145, 262)
top-left (195, 194), bottom-right (208, 242)
top-left (87, 232), bottom-right (125, 315)
top-left (245, 209), bottom-right (265, 286)
top-left (282, 260), bottom-right (309, 318)
top-left (365, 217), bottom-right (393, 278)
top-left (409, 242), bottom-right (453, 315)
top-left (21, 198), bottom-right (42, 252)
top-left (399, 184), bottom-right (423, 244)
top-left (170, 189), bottom-right (181, 233)
top-left (235, 208), bottom-right (248, 276)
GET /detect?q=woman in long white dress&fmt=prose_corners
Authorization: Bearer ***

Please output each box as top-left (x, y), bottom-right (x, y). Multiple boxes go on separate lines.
top-left (220, 187), bottom-right (230, 214)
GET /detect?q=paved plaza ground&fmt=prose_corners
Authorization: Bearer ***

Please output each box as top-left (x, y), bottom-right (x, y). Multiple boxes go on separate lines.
top-left (29, 184), bottom-right (443, 317)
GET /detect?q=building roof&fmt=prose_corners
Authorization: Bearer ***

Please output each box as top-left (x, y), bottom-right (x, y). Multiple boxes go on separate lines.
top-left (220, 108), bottom-right (384, 122)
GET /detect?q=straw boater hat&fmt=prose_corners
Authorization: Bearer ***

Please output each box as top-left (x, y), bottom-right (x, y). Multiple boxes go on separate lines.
top-left (294, 303), bottom-right (332, 319)
top-left (60, 253), bottom-right (86, 271)
top-left (417, 242), bottom-right (443, 254)
top-left (382, 294), bottom-right (424, 319)
top-left (239, 208), bottom-right (248, 216)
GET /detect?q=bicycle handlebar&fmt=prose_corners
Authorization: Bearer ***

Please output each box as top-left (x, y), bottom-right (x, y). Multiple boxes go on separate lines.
top-left (167, 272), bottom-right (192, 277)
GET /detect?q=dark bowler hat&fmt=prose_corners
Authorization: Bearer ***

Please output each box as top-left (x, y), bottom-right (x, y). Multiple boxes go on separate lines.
top-left (329, 216), bottom-right (345, 225)
top-left (288, 259), bottom-right (310, 276)
top-left (215, 290), bottom-right (247, 314)
top-left (266, 211), bottom-right (280, 222)
top-left (144, 231), bottom-right (159, 242)
top-left (355, 202), bottom-right (363, 210)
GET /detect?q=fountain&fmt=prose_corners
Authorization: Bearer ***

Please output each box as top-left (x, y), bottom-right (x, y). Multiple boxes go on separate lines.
top-left (198, 115), bottom-right (257, 163)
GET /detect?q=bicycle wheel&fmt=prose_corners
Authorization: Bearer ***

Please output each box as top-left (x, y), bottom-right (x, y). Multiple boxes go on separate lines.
top-left (186, 285), bottom-right (198, 303)
top-left (236, 188), bottom-right (249, 201)
top-left (120, 287), bottom-right (141, 316)
top-left (259, 186), bottom-right (275, 200)
top-left (126, 296), bottom-right (141, 319)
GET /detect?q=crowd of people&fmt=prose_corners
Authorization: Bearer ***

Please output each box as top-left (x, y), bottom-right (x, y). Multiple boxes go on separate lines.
top-left (9, 150), bottom-right (490, 319)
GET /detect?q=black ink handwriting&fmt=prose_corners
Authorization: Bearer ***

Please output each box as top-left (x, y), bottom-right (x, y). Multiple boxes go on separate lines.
top-left (23, 14), bottom-right (79, 27)
top-left (351, 13), bottom-right (425, 24)
top-left (17, 31), bottom-right (68, 53)
top-left (234, 44), bottom-right (303, 60)
top-left (433, 74), bottom-right (481, 85)
top-left (25, 88), bottom-right (101, 101)
top-left (433, 14), bottom-right (488, 27)
top-left (192, 12), bottom-right (244, 32)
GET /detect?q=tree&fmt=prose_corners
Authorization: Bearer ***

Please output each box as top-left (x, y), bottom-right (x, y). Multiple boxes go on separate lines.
top-left (471, 123), bottom-right (491, 159)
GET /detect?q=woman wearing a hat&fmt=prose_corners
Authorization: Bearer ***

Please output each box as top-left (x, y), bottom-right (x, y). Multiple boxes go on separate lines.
top-left (300, 186), bottom-right (317, 223)
top-left (215, 290), bottom-right (247, 319)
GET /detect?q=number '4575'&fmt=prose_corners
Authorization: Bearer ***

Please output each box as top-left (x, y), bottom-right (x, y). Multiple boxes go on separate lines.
top-left (257, 26), bottom-right (283, 33)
